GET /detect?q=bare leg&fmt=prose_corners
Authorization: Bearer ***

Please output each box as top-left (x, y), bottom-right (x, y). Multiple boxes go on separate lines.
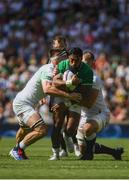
top-left (21, 113), bottom-right (47, 146)
top-left (49, 103), bottom-right (67, 160)
top-left (10, 112), bottom-right (47, 160)
top-left (51, 103), bottom-right (67, 149)
top-left (65, 111), bottom-right (80, 137)
top-left (64, 111), bottom-right (80, 153)
top-left (23, 125), bottom-right (47, 146)
top-left (16, 127), bottom-right (30, 145)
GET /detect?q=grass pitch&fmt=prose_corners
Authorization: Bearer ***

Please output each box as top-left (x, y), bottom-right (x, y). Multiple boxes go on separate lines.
top-left (0, 138), bottom-right (128, 179)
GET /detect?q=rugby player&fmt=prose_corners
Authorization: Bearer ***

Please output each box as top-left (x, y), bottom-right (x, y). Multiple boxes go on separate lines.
top-left (50, 36), bottom-right (81, 159)
top-left (76, 51), bottom-right (124, 160)
top-left (49, 47), bottom-right (93, 160)
top-left (9, 48), bottom-right (81, 160)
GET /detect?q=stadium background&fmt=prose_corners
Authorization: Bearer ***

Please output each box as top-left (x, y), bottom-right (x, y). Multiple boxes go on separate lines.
top-left (0, 0), bottom-right (129, 138)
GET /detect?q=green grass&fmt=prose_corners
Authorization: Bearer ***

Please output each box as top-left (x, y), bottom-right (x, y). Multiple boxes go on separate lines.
top-left (0, 138), bottom-right (128, 179)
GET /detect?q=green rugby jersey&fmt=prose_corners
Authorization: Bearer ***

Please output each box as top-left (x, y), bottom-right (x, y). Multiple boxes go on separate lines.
top-left (58, 59), bottom-right (93, 86)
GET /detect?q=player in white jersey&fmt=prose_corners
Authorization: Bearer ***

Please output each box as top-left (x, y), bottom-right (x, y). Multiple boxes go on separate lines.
top-left (9, 48), bottom-right (81, 160)
top-left (76, 51), bottom-right (124, 160)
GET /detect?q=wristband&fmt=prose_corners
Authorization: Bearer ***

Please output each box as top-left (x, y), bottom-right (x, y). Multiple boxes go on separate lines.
top-left (66, 80), bottom-right (76, 91)
top-left (66, 79), bottom-right (72, 88)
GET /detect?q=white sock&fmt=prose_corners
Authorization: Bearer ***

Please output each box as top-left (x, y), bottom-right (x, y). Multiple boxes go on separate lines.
top-left (52, 148), bottom-right (59, 154)
top-left (19, 141), bottom-right (27, 150)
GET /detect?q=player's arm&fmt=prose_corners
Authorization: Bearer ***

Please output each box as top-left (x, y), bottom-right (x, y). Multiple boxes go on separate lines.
top-left (74, 84), bottom-right (96, 108)
top-left (80, 87), bottom-right (99, 108)
top-left (40, 67), bottom-right (80, 101)
top-left (54, 60), bottom-right (74, 89)
top-left (78, 66), bottom-right (95, 108)
top-left (79, 74), bottom-right (101, 108)
top-left (53, 73), bottom-right (80, 91)
top-left (42, 80), bottom-right (81, 103)
top-left (52, 73), bottom-right (67, 90)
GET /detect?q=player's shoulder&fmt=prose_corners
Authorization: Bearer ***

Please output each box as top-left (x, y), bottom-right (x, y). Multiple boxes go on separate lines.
top-left (37, 64), bottom-right (54, 79)
top-left (58, 59), bottom-right (69, 73)
top-left (58, 59), bottom-right (69, 66)
top-left (40, 63), bottom-right (53, 71)
top-left (39, 64), bottom-right (54, 81)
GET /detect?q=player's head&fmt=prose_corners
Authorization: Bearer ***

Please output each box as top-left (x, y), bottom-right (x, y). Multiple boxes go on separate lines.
top-left (49, 48), bottom-right (64, 65)
top-left (52, 35), bottom-right (67, 50)
top-left (83, 50), bottom-right (95, 68)
top-left (52, 35), bottom-right (68, 60)
top-left (68, 47), bottom-right (83, 73)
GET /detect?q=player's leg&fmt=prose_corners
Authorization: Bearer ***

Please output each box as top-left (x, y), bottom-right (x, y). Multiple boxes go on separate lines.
top-left (72, 132), bottom-right (81, 157)
top-left (21, 113), bottom-right (47, 145)
top-left (64, 110), bottom-right (80, 153)
top-left (94, 143), bottom-right (124, 160)
top-left (80, 120), bottom-right (97, 160)
top-left (10, 111), bottom-right (47, 160)
top-left (77, 116), bottom-right (124, 160)
top-left (76, 128), bottom-right (86, 156)
top-left (50, 102), bottom-right (67, 160)
top-left (60, 133), bottom-right (81, 158)
top-left (79, 112), bottom-right (110, 160)
top-left (59, 132), bottom-right (68, 157)
top-left (59, 116), bottom-right (69, 158)
top-left (16, 127), bottom-right (30, 145)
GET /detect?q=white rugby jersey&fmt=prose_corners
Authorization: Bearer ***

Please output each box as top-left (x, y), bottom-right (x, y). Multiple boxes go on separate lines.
top-left (13, 63), bottom-right (54, 107)
top-left (81, 71), bottom-right (110, 117)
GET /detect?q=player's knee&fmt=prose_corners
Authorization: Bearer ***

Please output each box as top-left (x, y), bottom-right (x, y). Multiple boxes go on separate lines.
top-left (83, 120), bottom-right (99, 137)
top-left (84, 128), bottom-right (93, 137)
top-left (83, 123), bottom-right (95, 137)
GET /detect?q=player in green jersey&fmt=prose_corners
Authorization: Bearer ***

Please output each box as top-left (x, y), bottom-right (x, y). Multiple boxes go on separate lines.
top-left (49, 47), bottom-right (93, 160)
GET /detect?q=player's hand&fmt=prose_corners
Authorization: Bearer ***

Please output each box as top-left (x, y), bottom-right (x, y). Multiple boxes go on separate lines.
top-left (70, 92), bottom-right (82, 103)
top-left (39, 98), bottom-right (48, 105)
top-left (51, 104), bottom-right (60, 112)
top-left (51, 102), bottom-right (67, 112)
top-left (71, 75), bottom-right (80, 86)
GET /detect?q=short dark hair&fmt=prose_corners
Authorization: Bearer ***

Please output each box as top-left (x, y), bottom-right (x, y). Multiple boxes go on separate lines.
top-left (83, 50), bottom-right (95, 61)
top-left (68, 47), bottom-right (83, 57)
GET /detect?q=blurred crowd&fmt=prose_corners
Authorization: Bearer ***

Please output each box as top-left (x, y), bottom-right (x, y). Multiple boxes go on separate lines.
top-left (0, 0), bottom-right (129, 126)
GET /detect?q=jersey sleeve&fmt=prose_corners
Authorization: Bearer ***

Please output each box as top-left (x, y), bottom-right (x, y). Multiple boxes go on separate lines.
top-left (40, 68), bottom-right (53, 82)
top-left (58, 60), bottom-right (69, 74)
top-left (58, 61), bottom-right (65, 74)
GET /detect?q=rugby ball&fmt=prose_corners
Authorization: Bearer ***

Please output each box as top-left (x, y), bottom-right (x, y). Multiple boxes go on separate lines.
top-left (63, 70), bottom-right (76, 91)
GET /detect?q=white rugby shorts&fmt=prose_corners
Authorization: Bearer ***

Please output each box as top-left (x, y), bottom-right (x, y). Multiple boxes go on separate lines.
top-left (76, 111), bottom-right (110, 145)
top-left (13, 99), bottom-right (39, 128)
